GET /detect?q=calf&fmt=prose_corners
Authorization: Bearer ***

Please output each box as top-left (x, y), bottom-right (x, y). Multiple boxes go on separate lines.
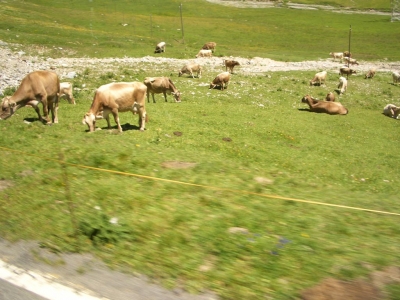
top-left (0, 70), bottom-right (59, 124)
top-left (202, 42), bottom-right (217, 52)
top-left (392, 71), bottom-right (400, 85)
top-left (309, 71), bottom-right (327, 86)
top-left (224, 59), bottom-right (240, 73)
top-left (178, 63), bottom-right (202, 78)
top-left (143, 77), bottom-right (181, 103)
top-left (59, 82), bottom-right (75, 104)
top-left (337, 77), bottom-right (348, 94)
top-left (329, 52), bottom-right (343, 62)
top-left (339, 67), bottom-right (357, 76)
top-left (383, 104), bottom-right (400, 119)
top-left (195, 49), bottom-right (212, 58)
top-left (209, 72), bottom-right (231, 90)
top-left (82, 82), bottom-right (147, 132)
top-left (154, 42), bottom-right (166, 53)
top-left (301, 95), bottom-right (348, 115)
top-left (365, 68), bottom-right (376, 79)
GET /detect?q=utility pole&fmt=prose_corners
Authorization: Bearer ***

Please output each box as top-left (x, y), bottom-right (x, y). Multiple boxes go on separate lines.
top-left (347, 25), bottom-right (351, 79)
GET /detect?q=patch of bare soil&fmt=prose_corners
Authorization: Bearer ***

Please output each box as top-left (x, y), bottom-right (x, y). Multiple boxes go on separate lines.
top-left (0, 179), bottom-right (13, 191)
top-left (301, 266), bottom-right (400, 300)
top-left (161, 161), bottom-right (197, 169)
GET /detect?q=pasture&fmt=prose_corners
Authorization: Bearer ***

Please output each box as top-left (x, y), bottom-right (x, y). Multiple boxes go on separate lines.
top-left (1, 0), bottom-right (400, 299)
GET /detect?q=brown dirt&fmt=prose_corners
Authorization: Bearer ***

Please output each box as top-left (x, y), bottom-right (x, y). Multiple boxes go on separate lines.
top-left (301, 266), bottom-right (400, 300)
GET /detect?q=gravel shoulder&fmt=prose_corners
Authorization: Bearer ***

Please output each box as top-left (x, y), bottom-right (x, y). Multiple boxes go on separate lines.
top-left (1, 42), bottom-right (399, 95)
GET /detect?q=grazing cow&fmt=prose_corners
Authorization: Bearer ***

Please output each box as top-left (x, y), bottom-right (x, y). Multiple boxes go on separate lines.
top-left (325, 92), bottom-right (336, 102)
top-left (224, 59), bottom-right (240, 73)
top-left (202, 42), bottom-right (217, 52)
top-left (82, 82), bottom-right (147, 133)
top-left (365, 68), bottom-right (376, 79)
top-left (154, 42), bottom-right (166, 53)
top-left (337, 77), bottom-right (348, 94)
top-left (329, 52), bottom-right (343, 62)
top-left (343, 57), bottom-right (359, 65)
top-left (209, 72), bottom-right (231, 90)
top-left (0, 70), bottom-right (59, 124)
top-left (383, 104), bottom-right (400, 119)
top-left (195, 49), bottom-right (212, 58)
top-left (143, 77), bottom-right (181, 103)
top-left (339, 67), bottom-right (357, 76)
top-left (178, 63), bottom-right (202, 78)
top-left (309, 71), bottom-right (327, 86)
top-left (343, 51), bottom-right (352, 58)
top-left (59, 82), bottom-right (75, 104)
top-left (301, 95), bottom-right (348, 115)
top-left (392, 71), bottom-right (400, 85)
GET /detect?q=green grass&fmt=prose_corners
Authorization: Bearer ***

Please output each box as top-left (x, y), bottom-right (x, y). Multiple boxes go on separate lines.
top-left (0, 0), bottom-right (399, 61)
top-left (1, 1), bottom-right (400, 299)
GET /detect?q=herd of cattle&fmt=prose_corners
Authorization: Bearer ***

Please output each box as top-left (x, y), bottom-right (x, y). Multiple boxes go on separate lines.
top-left (1, 44), bottom-right (400, 131)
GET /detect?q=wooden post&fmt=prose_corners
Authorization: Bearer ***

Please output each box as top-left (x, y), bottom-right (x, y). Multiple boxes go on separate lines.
top-left (347, 25), bottom-right (351, 79)
top-left (180, 3), bottom-right (185, 44)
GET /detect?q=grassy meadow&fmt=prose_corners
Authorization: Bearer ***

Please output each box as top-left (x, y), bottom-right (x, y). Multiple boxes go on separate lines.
top-left (1, 1), bottom-right (400, 299)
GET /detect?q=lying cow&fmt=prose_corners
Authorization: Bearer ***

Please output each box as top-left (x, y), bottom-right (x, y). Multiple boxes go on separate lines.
top-left (383, 104), bottom-right (400, 119)
top-left (59, 82), bottom-right (75, 104)
top-left (339, 67), bottom-right (357, 76)
top-left (178, 63), bottom-right (202, 78)
top-left (329, 52), bottom-right (343, 62)
top-left (224, 59), bottom-right (240, 74)
top-left (343, 57), bottom-right (359, 65)
top-left (154, 41), bottom-right (166, 53)
top-left (143, 77), bottom-right (181, 103)
top-left (309, 71), bottom-right (327, 86)
top-left (195, 49), bottom-right (212, 58)
top-left (202, 42), bottom-right (217, 52)
top-left (209, 72), bottom-right (231, 90)
top-left (0, 70), bottom-right (59, 124)
top-left (82, 82), bottom-right (148, 132)
top-left (301, 95), bottom-right (348, 115)
top-left (337, 77), bottom-right (348, 95)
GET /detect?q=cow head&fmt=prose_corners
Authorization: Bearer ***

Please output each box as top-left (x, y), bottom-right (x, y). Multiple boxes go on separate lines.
top-left (82, 112), bottom-right (96, 132)
top-left (0, 96), bottom-right (16, 120)
top-left (172, 91), bottom-right (181, 102)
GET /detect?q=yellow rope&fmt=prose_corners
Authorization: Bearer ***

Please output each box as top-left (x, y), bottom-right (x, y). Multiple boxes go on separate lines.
top-left (1, 146), bottom-right (399, 216)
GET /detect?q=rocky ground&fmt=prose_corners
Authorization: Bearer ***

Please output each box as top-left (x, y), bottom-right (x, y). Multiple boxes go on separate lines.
top-left (1, 40), bottom-right (400, 96)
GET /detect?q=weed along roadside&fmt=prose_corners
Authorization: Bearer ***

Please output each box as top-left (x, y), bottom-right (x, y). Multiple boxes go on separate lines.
top-left (1, 1), bottom-right (400, 299)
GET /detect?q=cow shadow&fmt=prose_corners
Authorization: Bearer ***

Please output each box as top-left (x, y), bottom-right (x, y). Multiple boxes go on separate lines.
top-left (101, 123), bottom-right (142, 131)
top-left (298, 108), bottom-right (310, 112)
top-left (23, 117), bottom-right (49, 125)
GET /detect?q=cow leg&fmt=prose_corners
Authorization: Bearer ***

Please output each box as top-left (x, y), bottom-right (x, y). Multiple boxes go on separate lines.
top-left (51, 94), bottom-right (59, 123)
top-left (151, 93), bottom-right (156, 103)
top-left (39, 94), bottom-right (50, 123)
top-left (30, 103), bottom-right (42, 122)
top-left (111, 109), bottom-right (122, 132)
top-left (163, 92), bottom-right (167, 102)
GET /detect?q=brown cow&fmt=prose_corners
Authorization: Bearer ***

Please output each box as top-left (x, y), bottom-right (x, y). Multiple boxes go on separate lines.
top-left (301, 95), bottom-right (348, 115)
top-left (209, 72), bottom-right (231, 90)
top-left (202, 42), bottom-right (217, 52)
top-left (82, 82), bottom-right (148, 132)
top-left (365, 68), bottom-right (376, 79)
top-left (0, 70), bottom-right (60, 124)
top-left (339, 67), bottom-right (357, 76)
top-left (309, 71), bottom-right (327, 86)
top-left (224, 59), bottom-right (240, 74)
top-left (143, 77), bottom-right (181, 103)
top-left (178, 63), bottom-right (202, 78)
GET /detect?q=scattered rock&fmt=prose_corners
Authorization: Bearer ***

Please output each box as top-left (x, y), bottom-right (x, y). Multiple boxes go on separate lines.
top-left (161, 161), bottom-right (197, 169)
top-left (254, 176), bottom-right (274, 185)
top-left (0, 179), bottom-right (13, 191)
top-left (228, 227), bottom-right (249, 234)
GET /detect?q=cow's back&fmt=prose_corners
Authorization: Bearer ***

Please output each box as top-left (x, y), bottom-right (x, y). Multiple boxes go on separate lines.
top-left (14, 71), bottom-right (59, 101)
top-left (96, 82), bottom-right (146, 109)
